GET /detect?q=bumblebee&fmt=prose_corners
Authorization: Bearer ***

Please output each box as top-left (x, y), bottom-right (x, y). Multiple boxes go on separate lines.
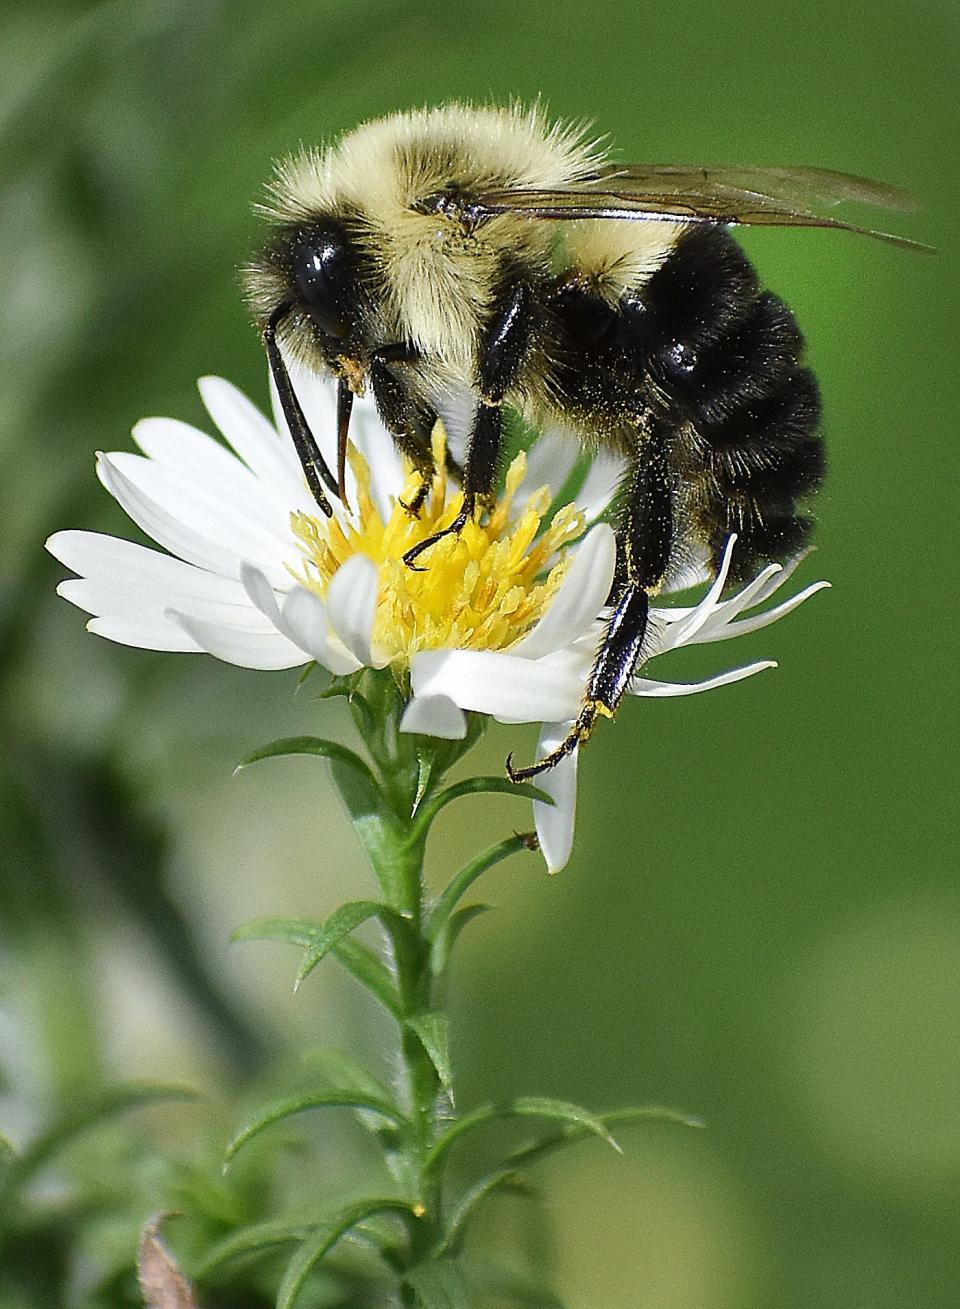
top-left (245, 104), bottom-right (925, 777)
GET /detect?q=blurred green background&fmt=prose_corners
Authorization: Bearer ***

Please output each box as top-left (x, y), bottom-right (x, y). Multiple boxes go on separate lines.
top-left (1, 0), bottom-right (957, 1304)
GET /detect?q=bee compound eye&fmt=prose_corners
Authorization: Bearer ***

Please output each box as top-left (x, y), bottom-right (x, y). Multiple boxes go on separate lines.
top-left (291, 221), bottom-right (356, 341)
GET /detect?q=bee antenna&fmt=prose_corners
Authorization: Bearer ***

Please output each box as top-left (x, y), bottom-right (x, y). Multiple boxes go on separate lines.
top-left (263, 304), bottom-right (338, 514)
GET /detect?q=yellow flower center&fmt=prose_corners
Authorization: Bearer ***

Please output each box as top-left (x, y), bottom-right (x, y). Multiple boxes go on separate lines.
top-left (288, 426), bottom-right (585, 664)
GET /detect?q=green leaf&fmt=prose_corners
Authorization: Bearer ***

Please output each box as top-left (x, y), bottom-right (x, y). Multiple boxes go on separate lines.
top-left (403, 1259), bottom-right (471, 1308)
top-left (406, 1012), bottom-right (452, 1090)
top-left (425, 1097), bottom-right (619, 1173)
top-left (428, 833), bottom-right (536, 948)
top-left (195, 1215), bottom-right (318, 1276)
top-left (276, 1200), bottom-right (414, 1309)
top-left (303, 1049), bottom-right (394, 1104)
top-left (434, 1169), bottom-right (526, 1257)
top-left (224, 1090), bottom-right (404, 1165)
top-left (233, 901), bottom-right (407, 991)
top-left (331, 938), bottom-right (403, 1017)
top-left (231, 916), bottom-right (320, 948)
top-left (429, 904), bottom-right (493, 976)
top-left (235, 735), bottom-right (378, 787)
top-left (410, 777), bottom-right (552, 842)
top-left (0, 1082), bottom-right (196, 1200)
top-left (503, 1104), bottom-right (704, 1173)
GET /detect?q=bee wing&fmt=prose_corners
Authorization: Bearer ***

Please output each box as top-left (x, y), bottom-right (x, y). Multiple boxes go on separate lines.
top-left (470, 165), bottom-right (931, 252)
top-left (589, 163), bottom-right (919, 212)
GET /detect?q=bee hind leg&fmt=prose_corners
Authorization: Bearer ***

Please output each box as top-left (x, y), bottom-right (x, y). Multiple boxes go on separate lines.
top-left (507, 423), bottom-right (674, 780)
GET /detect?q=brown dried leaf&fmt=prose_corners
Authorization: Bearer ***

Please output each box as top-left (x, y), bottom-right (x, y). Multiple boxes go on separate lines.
top-left (138, 1215), bottom-right (197, 1309)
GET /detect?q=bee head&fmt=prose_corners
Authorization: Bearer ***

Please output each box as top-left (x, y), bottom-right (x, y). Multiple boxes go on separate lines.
top-left (289, 218), bottom-right (361, 346)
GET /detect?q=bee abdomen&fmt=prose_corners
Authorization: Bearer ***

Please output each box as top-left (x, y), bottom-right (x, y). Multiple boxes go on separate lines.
top-left (636, 230), bottom-right (824, 577)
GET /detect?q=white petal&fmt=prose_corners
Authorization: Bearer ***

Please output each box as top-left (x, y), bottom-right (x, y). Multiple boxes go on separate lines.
top-left (694, 581), bottom-right (831, 643)
top-left (97, 455), bottom-right (246, 578)
top-left (410, 650), bottom-right (583, 722)
top-left (132, 416), bottom-right (296, 532)
top-left (47, 531), bottom-right (248, 607)
top-left (532, 722), bottom-right (579, 874)
top-left (659, 533), bottom-right (737, 649)
top-left (575, 449), bottom-right (625, 522)
top-left (519, 428), bottom-right (578, 501)
top-left (511, 524), bottom-right (616, 659)
top-left (350, 404), bottom-right (405, 521)
top-left (281, 585), bottom-right (361, 675)
top-left (632, 660), bottom-right (776, 697)
top-left (85, 615), bottom-right (203, 652)
top-left (200, 375), bottom-right (311, 507)
top-left (325, 555), bottom-right (383, 668)
top-left (432, 385), bottom-right (476, 465)
top-left (98, 453), bottom-right (292, 586)
top-left (168, 609), bottom-right (307, 669)
top-left (239, 561), bottom-right (284, 625)
top-left (399, 694), bottom-right (468, 740)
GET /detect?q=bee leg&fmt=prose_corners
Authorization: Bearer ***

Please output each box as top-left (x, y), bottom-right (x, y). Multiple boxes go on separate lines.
top-left (507, 427), bottom-right (673, 781)
top-left (404, 279), bottom-right (532, 568)
top-left (368, 354), bottom-right (437, 516)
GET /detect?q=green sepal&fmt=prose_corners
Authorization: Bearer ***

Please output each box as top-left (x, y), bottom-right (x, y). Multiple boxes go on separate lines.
top-left (0, 1082), bottom-right (197, 1202)
top-left (410, 777), bottom-right (552, 844)
top-left (331, 938), bottom-right (403, 1017)
top-left (429, 904), bottom-right (494, 977)
top-left (276, 1199), bottom-right (415, 1309)
top-left (224, 1090), bottom-right (405, 1166)
top-left (425, 1097), bottom-right (619, 1173)
top-left (406, 1012), bottom-right (452, 1091)
top-left (434, 1168), bottom-right (527, 1258)
top-left (402, 1259), bottom-right (471, 1308)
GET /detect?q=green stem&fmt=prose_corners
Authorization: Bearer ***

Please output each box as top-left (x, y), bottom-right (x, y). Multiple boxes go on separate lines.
top-left (344, 673), bottom-right (447, 1265)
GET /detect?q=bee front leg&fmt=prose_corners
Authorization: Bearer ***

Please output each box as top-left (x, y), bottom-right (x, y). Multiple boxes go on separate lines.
top-left (368, 352), bottom-right (437, 514)
top-left (507, 425), bottom-right (674, 781)
top-left (403, 278), bottom-right (532, 568)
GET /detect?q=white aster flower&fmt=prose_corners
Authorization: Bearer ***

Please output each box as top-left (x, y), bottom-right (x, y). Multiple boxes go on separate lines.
top-left (47, 366), bottom-right (828, 872)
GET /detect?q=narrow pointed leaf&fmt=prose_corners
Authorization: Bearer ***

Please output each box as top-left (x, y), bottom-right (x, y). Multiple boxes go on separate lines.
top-left (403, 1259), bottom-right (471, 1308)
top-left (196, 1216), bottom-right (316, 1276)
top-left (225, 1090), bottom-right (404, 1165)
top-left (332, 938), bottom-right (403, 1016)
top-left (425, 1097), bottom-right (618, 1172)
top-left (411, 776), bottom-right (552, 842)
top-left (434, 1169), bottom-right (527, 1257)
top-left (303, 1048), bottom-right (394, 1104)
top-left (429, 904), bottom-right (494, 976)
top-left (406, 1012), bottom-right (452, 1090)
top-left (276, 1200), bottom-right (414, 1309)
top-left (503, 1104), bottom-right (704, 1173)
top-left (428, 833), bottom-right (534, 945)
top-left (231, 917), bottom-right (320, 947)
top-left (236, 735), bottom-right (377, 787)
top-left (293, 902), bottom-right (393, 990)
